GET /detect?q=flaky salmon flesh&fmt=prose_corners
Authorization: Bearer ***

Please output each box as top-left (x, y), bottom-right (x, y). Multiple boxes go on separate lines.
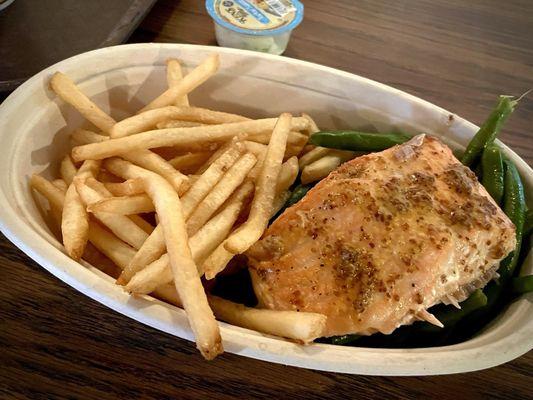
top-left (247, 135), bottom-right (516, 337)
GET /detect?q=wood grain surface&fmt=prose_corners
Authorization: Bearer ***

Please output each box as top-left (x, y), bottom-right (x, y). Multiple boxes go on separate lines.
top-left (0, 0), bottom-right (157, 92)
top-left (1, 0), bottom-right (532, 399)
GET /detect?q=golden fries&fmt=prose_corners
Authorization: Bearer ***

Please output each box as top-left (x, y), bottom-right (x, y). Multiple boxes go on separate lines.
top-left (201, 243), bottom-right (235, 281)
top-left (298, 146), bottom-right (331, 168)
top-left (30, 174), bottom-right (65, 209)
top-left (276, 156), bottom-right (299, 193)
top-left (52, 179), bottom-right (68, 192)
top-left (71, 117), bottom-right (309, 162)
top-left (103, 178), bottom-right (145, 196)
top-left (88, 194), bottom-right (154, 215)
top-left (120, 151), bottom-right (187, 193)
top-left (186, 153), bottom-right (256, 235)
top-left (88, 221), bottom-right (137, 268)
top-left (34, 57), bottom-right (333, 360)
top-left (104, 158), bottom-right (222, 359)
top-left (128, 181), bottom-right (253, 292)
top-left (300, 150), bottom-right (355, 184)
top-left (157, 120), bottom-right (204, 129)
top-left (166, 59), bottom-right (190, 107)
top-left (111, 106), bottom-right (248, 138)
top-left (180, 144), bottom-right (244, 217)
top-left (209, 296), bottom-right (327, 343)
top-left (70, 128), bottom-right (107, 146)
top-left (117, 223), bottom-right (165, 284)
top-left (60, 155), bottom-right (77, 185)
top-left (69, 127), bottom-right (187, 192)
top-left (50, 72), bottom-right (116, 133)
top-left (61, 160), bottom-right (100, 259)
top-left (140, 54), bottom-right (220, 112)
top-left (224, 114), bottom-right (292, 254)
top-left (168, 152), bottom-right (212, 174)
top-left (75, 179), bottom-right (149, 249)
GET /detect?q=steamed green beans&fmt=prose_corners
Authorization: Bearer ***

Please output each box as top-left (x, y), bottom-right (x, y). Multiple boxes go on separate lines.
top-left (461, 96), bottom-right (518, 166)
top-left (500, 159), bottom-right (526, 280)
top-left (481, 144), bottom-right (504, 204)
top-left (512, 276), bottom-right (533, 295)
top-left (309, 131), bottom-right (410, 151)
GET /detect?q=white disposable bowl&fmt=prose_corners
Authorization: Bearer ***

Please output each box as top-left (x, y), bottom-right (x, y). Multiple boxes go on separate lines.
top-left (0, 43), bottom-right (531, 376)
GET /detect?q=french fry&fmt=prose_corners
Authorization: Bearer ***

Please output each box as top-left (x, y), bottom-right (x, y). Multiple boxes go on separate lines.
top-left (201, 243), bottom-right (235, 280)
top-left (243, 141), bottom-right (267, 156)
top-left (61, 160), bottom-right (100, 260)
top-left (120, 151), bottom-right (188, 194)
top-left (166, 59), bottom-right (190, 107)
top-left (30, 174), bottom-right (65, 209)
top-left (153, 288), bottom-right (328, 343)
top-left (71, 128), bottom-right (107, 146)
top-left (180, 144), bottom-right (244, 217)
top-left (191, 181), bottom-right (254, 267)
top-left (30, 175), bottom-right (134, 268)
top-left (224, 114), bottom-right (292, 254)
top-left (84, 177), bottom-right (154, 234)
top-left (276, 156), bottom-right (299, 193)
top-left (301, 113), bottom-right (319, 136)
top-left (111, 106), bottom-right (248, 138)
top-left (60, 155), bottom-right (77, 185)
top-left (156, 120), bottom-right (204, 129)
top-left (103, 158), bottom-right (222, 359)
top-left (128, 215), bottom-right (155, 234)
top-left (88, 221), bottom-right (137, 269)
top-left (195, 141), bottom-right (235, 175)
top-left (69, 127), bottom-right (188, 193)
top-left (103, 178), bottom-right (145, 196)
top-left (209, 296), bottom-right (327, 343)
top-left (71, 117), bottom-right (309, 162)
top-left (270, 157), bottom-right (299, 218)
top-left (50, 72), bottom-right (116, 133)
top-left (186, 153), bottom-right (257, 236)
top-left (300, 144), bottom-right (315, 155)
top-left (246, 130), bottom-right (308, 146)
top-left (298, 146), bottom-right (331, 168)
top-left (271, 190), bottom-right (291, 217)
top-left (52, 179), bottom-right (68, 192)
top-left (168, 152), bottom-right (212, 173)
top-left (127, 180), bottom-right (253, 292)
top-left (88, 194), bottom-right (154, 214)
top-left (75, 179), bottom-right (149, 249)
top-left (82, 242), bottom-right (122, 279)
top-left (140, 54), bottom-right (220, 113)
top-left (117, 223), bottom-right (165, 285)
top-left (300, 150), bottom-right (355, 184)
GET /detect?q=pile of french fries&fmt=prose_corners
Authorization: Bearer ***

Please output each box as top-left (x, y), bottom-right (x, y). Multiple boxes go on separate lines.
top-left (30, 54), bottom-right (342, 360)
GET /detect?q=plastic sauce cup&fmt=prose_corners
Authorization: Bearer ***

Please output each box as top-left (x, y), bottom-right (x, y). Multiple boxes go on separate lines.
top-left (206, 0), bottom-right (304, 55)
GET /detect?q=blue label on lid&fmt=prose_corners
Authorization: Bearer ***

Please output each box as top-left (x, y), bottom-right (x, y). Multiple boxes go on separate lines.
top-left (233, 0), bottom-right (270, 24)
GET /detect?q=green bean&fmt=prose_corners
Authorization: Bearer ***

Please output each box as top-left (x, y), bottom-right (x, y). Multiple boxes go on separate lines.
top-left (285, 185), bottom-right (311, 208)
top-left (330, 334), bottom-right (361, 345)
top-left (481, 144), bottom-right (504, 204)
top-left (525, 209), bottom-right (533, 237)
top-left (512, 276), bottom-right (533, 294)
top-left (309, 131), bottom-right (410, 151)
top-left (419, 289), bottom-right (487, 333)
top-left (461, 96), bottom-right (518, 166)
top-left (500, 159), bottom-right (526, 280)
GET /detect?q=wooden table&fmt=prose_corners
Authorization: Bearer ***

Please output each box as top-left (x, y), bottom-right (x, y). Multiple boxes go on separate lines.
top-left (2, 1), bottom-right (532, 398)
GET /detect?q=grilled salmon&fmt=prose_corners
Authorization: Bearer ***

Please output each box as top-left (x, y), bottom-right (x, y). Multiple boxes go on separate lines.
top-left (247, 135), bottom-right (516, 336)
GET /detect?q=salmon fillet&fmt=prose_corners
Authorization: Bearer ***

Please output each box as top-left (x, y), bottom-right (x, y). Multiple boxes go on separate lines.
top-left (247, 135), bottom-right (516, 337)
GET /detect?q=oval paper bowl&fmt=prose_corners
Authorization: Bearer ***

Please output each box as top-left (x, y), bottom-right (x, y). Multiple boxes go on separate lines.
top-left (0, 43), bottom-right (531, 376)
